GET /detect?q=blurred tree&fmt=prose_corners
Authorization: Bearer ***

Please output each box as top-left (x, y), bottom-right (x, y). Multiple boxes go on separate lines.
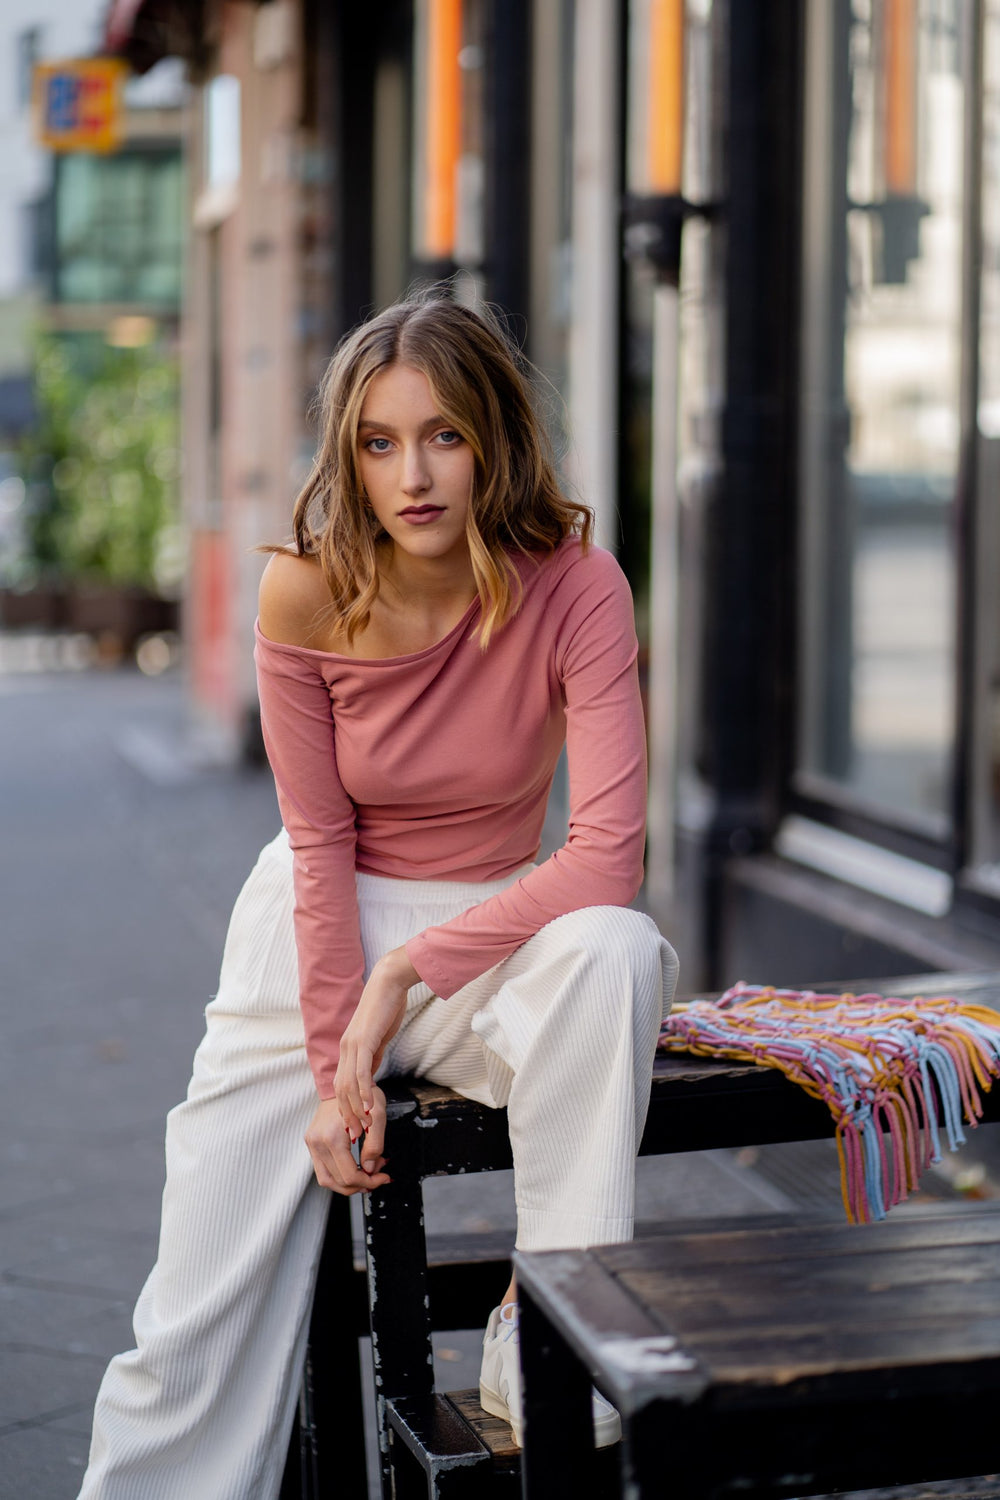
top-left (17, 333), bottom-right (181, 595)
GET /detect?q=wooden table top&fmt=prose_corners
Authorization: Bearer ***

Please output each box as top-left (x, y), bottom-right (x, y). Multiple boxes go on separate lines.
top-left (513, 1204), bottom-right (1000, 1415)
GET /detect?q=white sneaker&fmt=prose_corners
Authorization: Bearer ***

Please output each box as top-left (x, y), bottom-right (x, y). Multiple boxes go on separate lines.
top-left (479, 1302), bottom-right (621, 1449)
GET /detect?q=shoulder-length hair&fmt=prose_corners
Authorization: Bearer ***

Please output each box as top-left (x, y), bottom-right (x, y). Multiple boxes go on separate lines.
top-left (279, 291), bottom-right (592, 649)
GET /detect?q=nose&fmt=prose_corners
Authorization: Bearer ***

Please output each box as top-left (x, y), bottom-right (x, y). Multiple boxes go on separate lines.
top-left (400, 443), bottom-right (431, 497)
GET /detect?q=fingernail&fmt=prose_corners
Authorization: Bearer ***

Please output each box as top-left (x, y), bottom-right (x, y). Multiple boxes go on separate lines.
top-left (363, 1160), bottom-right (375, 1174)
top-left (349, 1131), bottom-right (357, 1145)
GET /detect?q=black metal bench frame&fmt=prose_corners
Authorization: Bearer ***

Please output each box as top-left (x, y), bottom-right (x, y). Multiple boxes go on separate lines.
top-left (288, 971), bottom-right (1000, 1498)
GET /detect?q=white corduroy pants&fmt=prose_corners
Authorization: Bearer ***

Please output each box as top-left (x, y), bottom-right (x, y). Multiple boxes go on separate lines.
top-left (80, 829), bottom-right (678, 1500)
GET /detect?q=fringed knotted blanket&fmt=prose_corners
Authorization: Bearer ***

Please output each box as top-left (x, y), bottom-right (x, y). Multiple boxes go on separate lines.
top-left (657, 983), bottom-right (1000, 1224)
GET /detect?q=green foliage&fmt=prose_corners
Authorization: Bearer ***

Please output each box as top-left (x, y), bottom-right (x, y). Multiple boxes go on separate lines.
top-left (18, 333), bottom-right (182, 593)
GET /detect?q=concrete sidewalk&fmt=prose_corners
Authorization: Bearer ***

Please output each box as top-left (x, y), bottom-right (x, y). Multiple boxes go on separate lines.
top-left (2, 656), bottom-right (998, 1500)
top-left (0, 665), bottom-right (282, 1497)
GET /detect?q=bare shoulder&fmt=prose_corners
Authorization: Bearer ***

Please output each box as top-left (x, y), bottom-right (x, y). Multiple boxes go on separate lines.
top-left (258, 550), bottom-right (335, 648)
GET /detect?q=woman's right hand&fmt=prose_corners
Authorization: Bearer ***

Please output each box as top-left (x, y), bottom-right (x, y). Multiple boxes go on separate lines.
top-left (304, 1090), bottom-right (391, 1195)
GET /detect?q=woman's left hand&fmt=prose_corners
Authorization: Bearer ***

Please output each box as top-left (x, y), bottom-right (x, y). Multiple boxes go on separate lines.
top-left (335, 946), bottom-right (420, 1144)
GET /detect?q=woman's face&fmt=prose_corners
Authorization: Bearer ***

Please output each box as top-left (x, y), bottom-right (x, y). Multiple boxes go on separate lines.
top-left (356, 364), bottom-right (475, 570)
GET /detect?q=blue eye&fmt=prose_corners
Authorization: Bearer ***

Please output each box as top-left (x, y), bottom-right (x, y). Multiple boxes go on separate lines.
top-left (365, 437), bottom-right (392, 453)
top-left (436, 430), bottom-right (462, 445)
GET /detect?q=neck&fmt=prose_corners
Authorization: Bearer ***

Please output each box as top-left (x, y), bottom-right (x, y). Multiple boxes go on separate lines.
top-left (379, 543), bottom-right (477, 610)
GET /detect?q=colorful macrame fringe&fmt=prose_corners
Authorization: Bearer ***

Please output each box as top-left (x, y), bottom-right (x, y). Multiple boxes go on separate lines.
top-left (658, 984), bottom-right (1000, 1224)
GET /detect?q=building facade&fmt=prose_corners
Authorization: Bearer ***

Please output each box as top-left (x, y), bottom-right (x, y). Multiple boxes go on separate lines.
top-left (105, 0), bottom-right (1000, 990)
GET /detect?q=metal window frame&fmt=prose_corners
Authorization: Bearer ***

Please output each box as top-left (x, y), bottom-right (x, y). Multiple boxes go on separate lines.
top-left (787, 0), bottom-right (995, 922)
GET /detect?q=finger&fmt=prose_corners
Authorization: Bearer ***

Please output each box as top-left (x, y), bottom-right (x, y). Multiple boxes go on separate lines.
top-left (359, 1151), bottom-right (388, 1180)
top-left (327, 1132), bottom-right (378, 1191)
top-left (347, 1048), bottom-right (376, 1127)
top-left (336, 1090), bottom-right (365, 1144)
top-left (306, 1112), bottom-right (359, 1189)
top-left (360, 1098), bottom-right (386, 1175)
top-left (357, 1048), bottom-right (377, 1120)
top-left (337, 1090), bottom-right (366, 1143)
top-left (307, 1141), bottom-right (353, 1194)
top-left (335, 1055), bottom-right (367, 1141)
top-left (311, 1132), bottom-right (390, 1195)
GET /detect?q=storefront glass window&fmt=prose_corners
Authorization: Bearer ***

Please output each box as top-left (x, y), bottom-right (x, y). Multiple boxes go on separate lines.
top-left (975, 0), bottom-right (1000, 877)
top-left (798, 0), bottom-right (967, 832)
top-left (54, 149), bottom-right (184, 308)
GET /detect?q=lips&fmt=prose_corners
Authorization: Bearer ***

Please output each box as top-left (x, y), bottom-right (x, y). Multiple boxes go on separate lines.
top-left (399, 505), bottom-right (445, 524)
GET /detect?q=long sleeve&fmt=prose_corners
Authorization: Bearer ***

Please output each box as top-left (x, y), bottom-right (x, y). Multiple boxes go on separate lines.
top-left (254, 634), bottom-right (365, 1097)
top-left (404, 550), bottom-right (647, 995)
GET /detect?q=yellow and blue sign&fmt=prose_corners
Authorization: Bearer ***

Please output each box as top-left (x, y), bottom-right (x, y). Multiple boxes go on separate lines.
top-left (33, 58), bottom-right (128, 153)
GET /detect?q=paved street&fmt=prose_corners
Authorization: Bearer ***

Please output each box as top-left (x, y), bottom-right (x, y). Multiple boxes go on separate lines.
top-left (2, 650), bottom-right (1000, 1499)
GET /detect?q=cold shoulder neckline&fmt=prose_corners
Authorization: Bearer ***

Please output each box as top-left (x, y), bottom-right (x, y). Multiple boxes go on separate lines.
top-left (253, 538), bottom-right (593, 667)
top-left (254, 593), bottom-right (482, 667)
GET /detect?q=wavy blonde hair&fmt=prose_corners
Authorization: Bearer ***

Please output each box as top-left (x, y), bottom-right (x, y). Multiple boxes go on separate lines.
top-left (279, 292), bottom-right (592, 649)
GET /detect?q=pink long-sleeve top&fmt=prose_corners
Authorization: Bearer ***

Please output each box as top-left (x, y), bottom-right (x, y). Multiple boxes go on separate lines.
top-left (254, 537), bottom-right (647, 1097)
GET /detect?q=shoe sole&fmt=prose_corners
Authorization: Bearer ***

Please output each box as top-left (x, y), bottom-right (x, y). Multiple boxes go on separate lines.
top-left (478, 1382), bottom-right (621, 1449)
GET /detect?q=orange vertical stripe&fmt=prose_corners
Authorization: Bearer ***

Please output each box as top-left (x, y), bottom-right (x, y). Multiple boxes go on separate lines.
top-left (885, 0), bottom-right (916, 194)
top-left (647, 0), bottom-right (684, 194)
top-left (425, 0), bottom-right (463, 258)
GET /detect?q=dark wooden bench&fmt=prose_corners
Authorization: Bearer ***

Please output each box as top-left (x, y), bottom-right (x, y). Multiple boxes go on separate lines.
top-left (515, 1207), bottom-right (1000, 1499)
top-left (289, 970), bottom-right (1000, 1499)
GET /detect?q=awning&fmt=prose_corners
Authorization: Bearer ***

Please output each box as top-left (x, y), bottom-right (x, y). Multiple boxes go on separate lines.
top-left (105, 0), bottom-right (148, 52)
top-left (102, 0), bottom-right (208, 77)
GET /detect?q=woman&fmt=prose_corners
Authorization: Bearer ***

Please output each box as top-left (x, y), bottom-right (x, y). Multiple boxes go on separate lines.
top-left (79, 293), bottom-right (678, 1498)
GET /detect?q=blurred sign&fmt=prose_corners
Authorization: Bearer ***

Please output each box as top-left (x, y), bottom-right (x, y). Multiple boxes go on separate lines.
top-left (33, 58), bottom-right (127, 153)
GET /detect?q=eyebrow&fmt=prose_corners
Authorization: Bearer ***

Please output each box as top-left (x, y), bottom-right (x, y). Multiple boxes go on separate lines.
top-left (357, 415), bottom-right (450, 434)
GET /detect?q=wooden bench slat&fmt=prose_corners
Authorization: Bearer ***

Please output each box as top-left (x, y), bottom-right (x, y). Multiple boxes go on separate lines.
top-left (679, 1329), bottom-right (1000, 1385)
top-left (445, 1390), bottom-right (520, 1465)
top-left (592, 1207), bottom-right (1000, 1272)
top-left (622, 1244), bottom-right (1000, 1297)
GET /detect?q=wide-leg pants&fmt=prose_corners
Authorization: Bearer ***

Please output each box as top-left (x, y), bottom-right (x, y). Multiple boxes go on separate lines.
top-left (79, 830), bottom-right (678, 1500)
